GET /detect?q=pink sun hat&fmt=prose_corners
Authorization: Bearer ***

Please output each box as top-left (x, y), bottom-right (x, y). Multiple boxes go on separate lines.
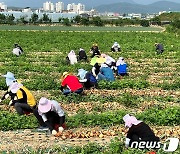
top-left (9, 82), bottom-right (23, 93)
top-left (123, 114), bottom-right (142, 128)
top-left (38, 97), bottom-right (52, 113)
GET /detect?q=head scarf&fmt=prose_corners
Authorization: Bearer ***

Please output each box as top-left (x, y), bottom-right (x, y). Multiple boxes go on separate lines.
top-left (68, 50), bottom-right (76, 58)
top-left (114, 42), bottom-right (118, 46)
top-left (116, 57), bottom-right (125, 66)
top-left (112, 42), bottom-right (120, 48)
top-left (123, 114), bottom-right (142, 128)
top-left (77, 69), bottom-right (88, 80)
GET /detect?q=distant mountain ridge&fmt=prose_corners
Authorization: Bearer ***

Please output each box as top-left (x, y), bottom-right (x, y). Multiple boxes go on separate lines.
top-left (95, 1), bottom-right (180, 13)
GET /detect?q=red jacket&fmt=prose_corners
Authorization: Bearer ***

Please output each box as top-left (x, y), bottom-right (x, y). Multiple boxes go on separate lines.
top-left (61, 75), bottom-right (83, 91)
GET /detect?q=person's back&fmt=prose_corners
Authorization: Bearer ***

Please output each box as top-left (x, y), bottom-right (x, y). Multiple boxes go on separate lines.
top-left (19, 86), bottom-right (36, 107)
top-left (111, 42), bottom-right (121, 52)
top-left (13, 44), bottom-right (23, 56)
top-left (128, 122), bottom-right (159, 141)
top-left (79, 48), bottom-right (87, 60)
top-left (62, 75), bottom-right (82, 92)
top-left (12, 48), bottom-right (22, 56)
top-left (155, 43), bottom-right (164, 54)
top-left (92, 63), bottom-right (101, 77)
top-left (86, 72), bottom-right (97, 83)
top-left (67, 50), bottom-right (77, 64)
top-left (85, 72), bottom-right (98, 89)
top-left (100, 67), bottom-right (115, 81)
top-left (117, 63), bottom-right (127, 74)
top-left (90, 44), bottom-right (101, 57)
top-left (15, 44), bottom-right (23, 52)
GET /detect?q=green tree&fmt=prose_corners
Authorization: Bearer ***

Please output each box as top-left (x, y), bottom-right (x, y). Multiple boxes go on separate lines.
top-left (19, 16), bottom-right (28, 24)
top-left (80, 17), bottom-right (89, 26)
top-left (30, 13), bottom-right (39, 24)
top-left (171, 19), bottom-right (180, 29)
top-left (41, 13), bottom-right (51, 23)
top-left (92, 16), bottom-right (104, 26)
top-left (151, 16), bottom-right (161, 26)
top-left (58, 17), bottom-right (63, 23)
top-left (6, 14), bottom-right (15, 24)
top-left (0, 13), bottom-right (6, 24)
top-left (74, 15), bottom-right (81, 24)
top-left (115, 19), bottom-right (123, 26)
top-left (62, 18), bottom-right (71, 26)
top-left (140, 20), bottom-right (150, 27)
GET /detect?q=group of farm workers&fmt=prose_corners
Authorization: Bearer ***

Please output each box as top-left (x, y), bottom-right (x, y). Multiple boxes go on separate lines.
top-left (1, 41), bottom-right (161, 149)
top-left (64, 42), bottom-right (128, 92)
top-left (0, 72), bottom-right (65, 134)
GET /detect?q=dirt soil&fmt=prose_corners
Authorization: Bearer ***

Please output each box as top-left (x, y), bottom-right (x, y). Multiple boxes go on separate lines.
top-left (0, 126), bottom-right (179, 151)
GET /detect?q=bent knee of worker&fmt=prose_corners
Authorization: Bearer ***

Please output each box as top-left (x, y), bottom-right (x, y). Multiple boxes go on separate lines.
top-left (14, 103), bottom-right (24, 115)
top-left (14, 103), bottom-right (21, 108)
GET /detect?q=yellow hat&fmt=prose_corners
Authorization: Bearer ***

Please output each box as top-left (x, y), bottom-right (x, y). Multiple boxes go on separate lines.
top-left (93, 43), bottom-right (98, 46)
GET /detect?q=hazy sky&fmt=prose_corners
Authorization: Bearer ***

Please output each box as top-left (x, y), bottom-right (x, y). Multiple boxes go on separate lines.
top-left (1, 0), bottom-right (180, 7)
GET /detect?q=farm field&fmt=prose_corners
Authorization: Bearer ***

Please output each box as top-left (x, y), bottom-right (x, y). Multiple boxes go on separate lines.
top-left (0, 30), bottom-right (179, 153)
top-left (0, 25), bottom-right (163, 32)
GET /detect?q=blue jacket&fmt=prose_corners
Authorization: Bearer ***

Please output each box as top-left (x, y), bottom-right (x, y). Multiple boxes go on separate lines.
top-left (100, 67), bottom-right (115, 81)
top-left (117, 64), bottom-right (127, 74)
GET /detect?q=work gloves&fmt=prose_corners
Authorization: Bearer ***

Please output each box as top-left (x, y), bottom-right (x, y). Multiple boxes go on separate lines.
top-left (52, 130), bottom-right (57, 135)
top-left (52, 127), bottom-right (64, 135)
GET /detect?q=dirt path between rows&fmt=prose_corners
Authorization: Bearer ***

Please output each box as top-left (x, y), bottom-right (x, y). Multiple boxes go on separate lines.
top-left (0, 126), bottom-right (179, 151)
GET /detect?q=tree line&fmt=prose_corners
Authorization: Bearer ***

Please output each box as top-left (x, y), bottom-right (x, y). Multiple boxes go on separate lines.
top-left (0, 13), bottom-right (153, 27)
top-left (0, 12), bottom-right (179, 30)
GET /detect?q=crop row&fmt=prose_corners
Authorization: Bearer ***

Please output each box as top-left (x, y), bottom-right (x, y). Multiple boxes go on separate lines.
top-left (0, 106), bottom-right (179, 131)
top-left (2, 137), bottom-right (180, 154)
top-left (0, 77), bottom-right (179, 93)
top-left (0, 31), bottom-right (179, 53)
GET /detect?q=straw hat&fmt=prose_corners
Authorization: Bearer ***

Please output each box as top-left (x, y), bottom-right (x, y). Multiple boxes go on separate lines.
top-left (60, 72), bottom-right (69, 80)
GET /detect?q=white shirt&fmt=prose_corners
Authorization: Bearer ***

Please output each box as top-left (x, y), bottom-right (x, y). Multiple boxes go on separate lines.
top-left (12, 48), bottom-right (22, 56)
top-left (40, 100), bottom-right (64, 122)
top-left (105, 55), bottom-right (115, 65)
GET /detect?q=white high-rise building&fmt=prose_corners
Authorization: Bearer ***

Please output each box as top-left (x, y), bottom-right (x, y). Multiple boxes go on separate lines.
top-left (67, 4), bottom-right (72, 11)
top-left (72, 3), bottom-right (77, 12)
top-left (67, 3), bottom-right (85, 13)
top-left (50, 3), bottom-right (54, 12)
top-left (77, 3), bottom-right (85, 12)
top-left (43, 1), bottom-right (54, 12)
top-left (0, 2), bottom-right (7, 11)
top-left (56, 1), bottom-right (64, 13)
top-left (43, 1), bottom-right (49, 11)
